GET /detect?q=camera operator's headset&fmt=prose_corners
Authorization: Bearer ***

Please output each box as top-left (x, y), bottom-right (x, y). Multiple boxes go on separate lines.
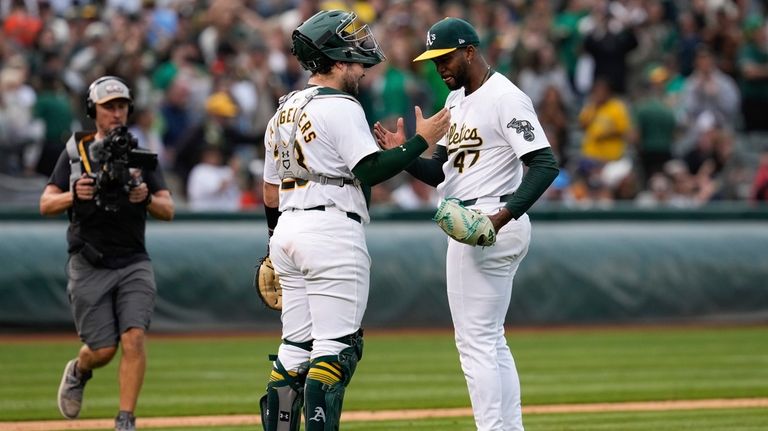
top-left (85, 75), bottom-right (134, 118)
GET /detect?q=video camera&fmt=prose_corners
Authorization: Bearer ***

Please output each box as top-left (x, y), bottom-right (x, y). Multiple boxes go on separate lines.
top-left (88, 126), bottom-right (158, 212)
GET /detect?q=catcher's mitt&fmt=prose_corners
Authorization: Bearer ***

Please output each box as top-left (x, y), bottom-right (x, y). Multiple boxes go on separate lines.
top-left (254, 255), bottom-right (282, 311)
top-left (433, 198), bottom-right (497, 247)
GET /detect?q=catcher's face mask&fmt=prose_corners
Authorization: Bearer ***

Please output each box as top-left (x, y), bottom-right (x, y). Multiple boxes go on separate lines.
top-left (292, 10), bottom-right (385, 71)
top-left (336, 13), bottom-right (385, 64)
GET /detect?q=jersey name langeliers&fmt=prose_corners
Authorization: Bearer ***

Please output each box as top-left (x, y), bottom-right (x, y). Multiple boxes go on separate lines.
top-left (263, 87), bottom-right (379, 222)
top-left (436, 73), bottom-right (551, 202)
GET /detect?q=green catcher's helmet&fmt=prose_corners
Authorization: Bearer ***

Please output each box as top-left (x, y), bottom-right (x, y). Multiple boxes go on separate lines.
top-left (291, 10), bottom-right (385, 72)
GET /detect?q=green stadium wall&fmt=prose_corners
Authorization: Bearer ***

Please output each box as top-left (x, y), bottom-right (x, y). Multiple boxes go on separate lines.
top-left (1, 207), bottom-right (767, 331)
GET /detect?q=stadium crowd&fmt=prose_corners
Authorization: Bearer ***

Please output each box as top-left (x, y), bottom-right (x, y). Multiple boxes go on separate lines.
top-left (1, 0), bottom-right (767, 211)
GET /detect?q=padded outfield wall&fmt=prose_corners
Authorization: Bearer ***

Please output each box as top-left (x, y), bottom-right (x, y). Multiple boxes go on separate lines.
top-left (1, 207), bottom-right (767, 332)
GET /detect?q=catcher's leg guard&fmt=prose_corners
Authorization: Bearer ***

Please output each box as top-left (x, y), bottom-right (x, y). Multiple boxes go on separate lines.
top-left (260, 355), bottom-right (309, 431)
top-left (304, 330), bottom-right (364, 431)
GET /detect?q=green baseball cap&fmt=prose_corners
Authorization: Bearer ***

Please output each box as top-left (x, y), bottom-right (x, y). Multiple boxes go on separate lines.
top-left (413, 17), bottom-right (480, 62)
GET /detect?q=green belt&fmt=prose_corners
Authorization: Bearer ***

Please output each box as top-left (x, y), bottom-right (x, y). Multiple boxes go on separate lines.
top-left (304, 205), bottom-right (362, 224)
top-left (461, 193), bottom-right (515, 206)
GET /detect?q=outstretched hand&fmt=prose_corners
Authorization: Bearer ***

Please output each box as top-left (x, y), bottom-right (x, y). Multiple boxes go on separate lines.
top-left (415, 106), bottom-right (450, 146)
top-left (374, 106), bottom-right (450, 150)
top-left (373, 117), bottom-right (405, 150)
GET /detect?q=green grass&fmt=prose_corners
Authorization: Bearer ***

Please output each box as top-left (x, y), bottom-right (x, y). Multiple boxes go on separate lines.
top-left (1, 325), bottom-right (767, 425)
top-left (73, 408), bottom-right (768, 431)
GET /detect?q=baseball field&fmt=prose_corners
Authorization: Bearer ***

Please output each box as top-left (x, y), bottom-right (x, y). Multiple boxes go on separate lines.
top-left (1, 325), bottom-right (767, 431)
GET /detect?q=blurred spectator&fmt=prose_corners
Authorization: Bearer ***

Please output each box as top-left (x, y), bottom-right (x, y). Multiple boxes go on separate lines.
top-left (236, 36), bottom-right (282, 147)
top-left (662, 159), bottom-right (704, 207)
top-left (602, 157), bottom-right (638, 201)
top-left (174, 90), bottom-right (258, 195)
top-left (240, 158), bottom-right (265, 211)
top-left (391, 176), bottom-right (438, 210)
top-left (580, 0), bottom-right (639, 95)
top-left (32, 69), bottom-right (73, 177)
top-left (738, 16), bottom-right (768, 132)
top-left (552, 0), bottom-right (589, 89)
top-left (0, 0), bottom-right (764, 209)
top-left (511, 0), bottom-right (554, 78)
top-left (702, 5), bottom-right (742, 78)
top-left (679, 114), bottom-right (753, 202)
top-left (635, 172), bottom-right (675, 208)
top-left (66, 21), bottom-right (117, 92)
top-left (370, 183), bottom-right (396, 209)
top-left (187, 145), bottom-right (241, 212)
top-left (158, 77), bottom-right (194, 159)
top-left (537, 85), bottom-right (571, 167)
top-left (632, 64), bottom-right (677, 181)
top-left (198, 0), bottom-right (263, 68)
top-left (372, 33), bottom-right (429, 133)
top-left (151, 41), bottom-right (202, 91)
top-left (683, 116), bottom-right (729, 178)
top-left (2, 0), bottom-right (41, 48)
top-left (578, 78), bottom-right (632, 164)
top-left (0, 60), bottom-right (40, 174)
top-left (518, 42), bottom-right (575, 110)
top-left (751, 152), bottom-right (768, 202)
top-left (144, 3), bottom-right (179, 52)
top-left (128, 107), bottom-right (167, 168)
top-left (676, 10), bottom-right (704, 77)
top-left (681, 46), bottom-right (741, 127)
top-left (626, 1), bottom-right (676, 97)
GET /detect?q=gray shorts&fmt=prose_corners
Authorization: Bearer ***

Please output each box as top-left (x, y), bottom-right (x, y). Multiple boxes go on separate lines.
top-left (66, 252), bottom-right (157, 350)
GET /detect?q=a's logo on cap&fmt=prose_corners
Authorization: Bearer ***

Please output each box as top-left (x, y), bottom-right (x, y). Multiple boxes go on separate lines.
top-left (426, 31), bottom-right (436, 46)
top-left (458, 38), bottom-right (465, 44)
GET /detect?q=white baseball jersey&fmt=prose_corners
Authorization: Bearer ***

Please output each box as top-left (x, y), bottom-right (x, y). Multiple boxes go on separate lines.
top-left (436, 71), bottom-right (549, 431)
top-left (263, 86), bottom-right (379, 222)
top-left (436, 72), bottom-right (551, 202)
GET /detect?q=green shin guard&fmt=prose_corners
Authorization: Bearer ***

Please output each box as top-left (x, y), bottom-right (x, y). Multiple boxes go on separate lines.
top-left (304, 331), bottom-right (364, 431)
top-left (260, 357), bottom-right (309, 431)
top-left (305, 371), bottom-right (340, 431)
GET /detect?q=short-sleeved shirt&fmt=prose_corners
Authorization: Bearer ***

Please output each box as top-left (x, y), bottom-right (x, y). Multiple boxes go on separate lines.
top-left (263, 87), bottom-right (379, 223)
top-left (48, 132), bottom-right (168, 268)
top-left (579, 98), bottom-right (631, 162)
top-left (633, 98), bottom-right (676, 153)
top-left (435, 72), bottom-right (551, 201)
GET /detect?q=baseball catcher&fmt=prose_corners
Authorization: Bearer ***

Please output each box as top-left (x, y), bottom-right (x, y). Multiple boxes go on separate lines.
top-left (433, 198), bottom-right (497, 247)
top-left (255, 255), bottom-right (282, 311)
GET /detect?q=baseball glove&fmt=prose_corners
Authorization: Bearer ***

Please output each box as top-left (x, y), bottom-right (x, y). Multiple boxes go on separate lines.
top-left (254, 255), bottom-right (282, 311)
top-left (433, 198), bottom-right (497, 247)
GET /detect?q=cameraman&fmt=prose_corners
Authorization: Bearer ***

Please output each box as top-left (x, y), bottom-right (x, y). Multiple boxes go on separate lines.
top-left (39, 76), bottom-right (174, 431)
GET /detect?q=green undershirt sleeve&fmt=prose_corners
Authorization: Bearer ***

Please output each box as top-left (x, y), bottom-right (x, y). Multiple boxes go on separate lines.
top-left (405, 145), bottom-right (447, 187)
top-left (352, 135), bottom-right (428, 186)
top-left (504, 147), bottom-right (560, 219)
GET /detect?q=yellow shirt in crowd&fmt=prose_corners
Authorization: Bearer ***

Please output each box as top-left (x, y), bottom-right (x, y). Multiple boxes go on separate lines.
top-left (579, 98), bottom-right (631, 162)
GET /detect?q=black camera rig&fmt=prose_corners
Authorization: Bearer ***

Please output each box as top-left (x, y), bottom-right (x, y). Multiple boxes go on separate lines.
top-left (88, 126), bottom-right (158, 212)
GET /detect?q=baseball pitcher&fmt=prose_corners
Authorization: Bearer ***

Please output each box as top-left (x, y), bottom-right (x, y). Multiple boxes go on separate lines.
top-left (375, 17), bottom-right (560, 431)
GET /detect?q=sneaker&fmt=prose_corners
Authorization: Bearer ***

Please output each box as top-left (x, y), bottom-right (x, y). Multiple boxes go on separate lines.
top-left (115, 410), bottom-right (136, 431)
top-left (57, 359), bottom-right (92, 419)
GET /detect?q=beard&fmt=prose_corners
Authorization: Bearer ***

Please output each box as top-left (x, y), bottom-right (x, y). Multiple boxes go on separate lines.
top-left (341, 70), bottom-right (360, 97)
top-left (447, 61), bottom-right (469, 90)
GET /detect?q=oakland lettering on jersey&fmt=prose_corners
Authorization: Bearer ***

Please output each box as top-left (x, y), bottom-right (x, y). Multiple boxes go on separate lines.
top-left (278, 108), bottom-right (317, 143)
top-left (447, 122), bottom-right (483, 154)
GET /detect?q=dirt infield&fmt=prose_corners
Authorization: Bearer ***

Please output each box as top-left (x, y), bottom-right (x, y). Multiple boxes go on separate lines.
top-left (3, 398), bottom-right (768, 431)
